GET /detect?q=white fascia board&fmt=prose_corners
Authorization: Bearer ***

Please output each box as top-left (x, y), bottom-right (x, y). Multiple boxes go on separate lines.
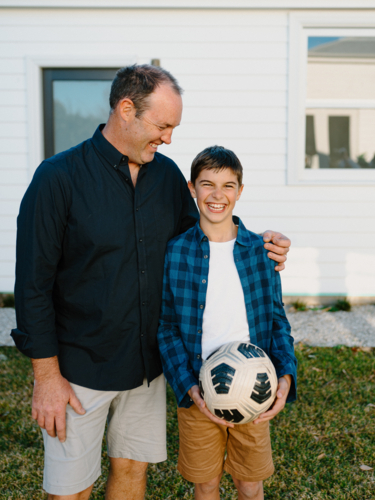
top-left (1, 0), bottom-right (375, 9)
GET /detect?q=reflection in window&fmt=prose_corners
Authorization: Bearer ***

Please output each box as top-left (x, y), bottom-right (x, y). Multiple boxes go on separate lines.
top-left (305, 37), bottom-right (375, 169)
top-left (43, 69), bottom-right (118, 159)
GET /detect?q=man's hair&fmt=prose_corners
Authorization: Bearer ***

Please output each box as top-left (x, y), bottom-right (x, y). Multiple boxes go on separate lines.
top-left (109, 64), bottom-right (183, 117)
top-left (190, 145), bottom-right (243, 186)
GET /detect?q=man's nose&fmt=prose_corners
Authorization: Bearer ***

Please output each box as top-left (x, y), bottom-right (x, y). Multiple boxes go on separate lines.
top-left (161, 129), bottom-right (173, 145)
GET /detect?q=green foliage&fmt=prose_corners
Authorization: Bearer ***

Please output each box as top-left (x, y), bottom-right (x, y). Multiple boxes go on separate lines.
top-left (1, 294), bottom-right (15, 308)
top-left (1, 345), bottom-right (375, 499)
top-left (329, 298), bottom-right (352, 313)
top-left (356, 154), bottom-right (369, 168)
top-left (291, 300), bottom-right (308, 311)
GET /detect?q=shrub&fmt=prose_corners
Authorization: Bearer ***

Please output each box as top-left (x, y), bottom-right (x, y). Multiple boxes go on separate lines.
top-left (1, 294), bottom-right (15, 308)
top-left (329, 298), bottom-right (351, 312)
top-left (291, 300), bottom-right (307, 311)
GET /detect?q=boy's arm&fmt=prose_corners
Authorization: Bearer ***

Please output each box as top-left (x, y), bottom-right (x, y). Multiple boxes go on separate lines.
top-left (157, 252), bottom-right (198, 408)
top-left (254, 270), bottom-right (297, 424)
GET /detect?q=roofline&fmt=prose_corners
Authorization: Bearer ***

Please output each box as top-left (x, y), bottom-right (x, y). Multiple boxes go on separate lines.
top-left (1, 0), bottom-right (375, 9)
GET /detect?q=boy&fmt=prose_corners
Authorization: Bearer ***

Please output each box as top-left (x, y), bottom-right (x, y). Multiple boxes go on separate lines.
top-left (157, 146), bottom-right (297, 500)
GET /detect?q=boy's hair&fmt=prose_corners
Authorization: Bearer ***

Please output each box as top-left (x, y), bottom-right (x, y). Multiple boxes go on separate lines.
top-left (190, 145), bottom-right (243, 186)
top-left (109, 64), bottom-right (183, 117)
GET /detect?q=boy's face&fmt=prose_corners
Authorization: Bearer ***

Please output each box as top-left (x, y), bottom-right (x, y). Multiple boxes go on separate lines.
top-left (188, 168), bottom-right (244, 227)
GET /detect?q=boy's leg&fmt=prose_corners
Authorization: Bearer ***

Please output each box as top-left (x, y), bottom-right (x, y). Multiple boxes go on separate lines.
top-left (177, 404), bottom-right (227, 485)
top-left (224, 420), bottom-right (274, 494)
top-left (194, 473), bottom-right (222, 500)
top-left (232, 479), bottom-right (263, 500)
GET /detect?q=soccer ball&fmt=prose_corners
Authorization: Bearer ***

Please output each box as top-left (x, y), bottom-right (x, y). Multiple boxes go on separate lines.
top-left (199, 341), bottom-right (278, 424)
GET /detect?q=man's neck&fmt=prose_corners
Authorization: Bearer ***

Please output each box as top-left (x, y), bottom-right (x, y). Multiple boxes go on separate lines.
top-left (102, 118), bottom-right (130, 157)
top-left (199, 217), bottom-right (238, 243)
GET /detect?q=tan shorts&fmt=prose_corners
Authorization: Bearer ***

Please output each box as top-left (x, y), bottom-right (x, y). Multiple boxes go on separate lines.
top-left (42, 374), bottom-right (167, 496)
top-left (177, 404), bottom-right (274, 484)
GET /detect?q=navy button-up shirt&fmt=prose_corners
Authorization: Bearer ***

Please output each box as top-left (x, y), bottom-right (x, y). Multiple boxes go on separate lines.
top-left (157, 217), bottom-right (297, 408)
top-left (11, 125), bottom-right (199, 391)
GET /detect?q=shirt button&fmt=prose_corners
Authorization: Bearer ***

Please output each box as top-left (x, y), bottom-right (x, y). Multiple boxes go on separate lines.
top-left (122, 156), bottom-right (126, 162)
top-left (197, 354), bottom-right (201, 359)
top-left (141, 270), bottom-right (145, 274)
top-left (136, 208), bottom-right (139, 211)
top-left (142, 302), bottom-right (146, 306)
top-left (198, 329), bottom-right (202, 334)
top-left (202, 279), bottom-right (206, 284)
top-left (125, 178), bottom-right (129, 182)
top-left (139, 238), bottom-right (143, 242)
top-left (200, 304), bottom-right (204, 309)
top-left (204, 255), bottom-right (208, 259)
top-left (141, 334), bottom-right (144, 337)
top-left (203, 237), bottom-right (208, 242)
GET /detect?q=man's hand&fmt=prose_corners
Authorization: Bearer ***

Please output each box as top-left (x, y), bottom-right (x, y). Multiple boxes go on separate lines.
top-left (262, 231), bottom-right (291, 271)
top-left (31, 357), bottom-right (85, 443)
top-left (253, 375), bottom-right (292, 425)
top-left (188, 385), bottom-right (234, 428)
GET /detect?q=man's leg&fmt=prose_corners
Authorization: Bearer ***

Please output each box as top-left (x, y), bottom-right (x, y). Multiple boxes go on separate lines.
top-left (105, 458), bottom-right (148, 500)
top-left (232, 479), bottom-right (263, 500)
top-left (194, 473), bottom-right (222, 500)
top-left (47, 484), bottom-right (94, 500)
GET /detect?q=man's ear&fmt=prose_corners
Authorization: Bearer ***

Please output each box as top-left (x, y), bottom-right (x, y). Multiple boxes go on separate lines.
top-left (118, 98), bottom-right (136, 123)
top-left (236, 184), bottom-right (244, 201)
top-left (187, 180), bottom-right (197, 199)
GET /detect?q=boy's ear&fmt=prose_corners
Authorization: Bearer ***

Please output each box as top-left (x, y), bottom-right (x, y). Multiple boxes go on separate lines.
top-left (236, 184), bottom-right (244, 201)
top-left (188, 180), bottom-right (197, 199)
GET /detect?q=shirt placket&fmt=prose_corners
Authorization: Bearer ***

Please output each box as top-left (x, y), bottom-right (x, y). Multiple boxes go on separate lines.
top-left (195, 236), bottom-right (210, 366)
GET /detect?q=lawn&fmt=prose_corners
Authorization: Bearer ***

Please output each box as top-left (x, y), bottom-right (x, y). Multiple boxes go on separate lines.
top-left (0, 344), bottom-right (374, 499)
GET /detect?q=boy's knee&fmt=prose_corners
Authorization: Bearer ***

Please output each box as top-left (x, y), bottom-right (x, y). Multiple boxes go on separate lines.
top-left (234, 479), bottom-right (263, 499)
top-left (195, 474), bottom-right (221, 495)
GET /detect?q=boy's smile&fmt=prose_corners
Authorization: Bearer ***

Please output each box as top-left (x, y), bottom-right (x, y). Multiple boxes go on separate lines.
top-left (188, 168), bottom-right (244, 239)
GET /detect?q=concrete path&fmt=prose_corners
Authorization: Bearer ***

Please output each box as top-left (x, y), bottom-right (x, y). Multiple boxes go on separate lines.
top-left (0, 308), bottom-right (16, 346)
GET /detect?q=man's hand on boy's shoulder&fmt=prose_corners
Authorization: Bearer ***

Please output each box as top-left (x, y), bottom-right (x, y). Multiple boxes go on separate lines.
top-left (188, 385), bottom-right (235, 428)
top-left (253, 374), bottom-right (292, 425)
top-left (261, 231), bottom-right (291, 272)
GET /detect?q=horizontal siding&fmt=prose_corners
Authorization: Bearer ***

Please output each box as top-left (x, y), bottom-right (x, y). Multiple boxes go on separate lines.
top-left (0, 7), bottom-right (374, 295)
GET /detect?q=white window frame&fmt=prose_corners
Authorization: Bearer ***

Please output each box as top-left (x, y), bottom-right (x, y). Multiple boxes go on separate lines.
top-left (288, 12), bottom-right (375, 185)
top-left (26, 56), bottom-right (136, 180)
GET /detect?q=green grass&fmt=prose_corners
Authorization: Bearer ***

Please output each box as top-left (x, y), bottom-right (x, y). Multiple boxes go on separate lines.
top-left (1, 345), bottom-right (375, 499)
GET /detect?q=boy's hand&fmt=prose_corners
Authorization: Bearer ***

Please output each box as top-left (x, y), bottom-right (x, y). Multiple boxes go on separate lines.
top-left (188, 385), bottom-right (235, 428)
top-left (253, 375), bottom-right (292, 425)
top-left (262, 231), bottom-right (291, 271)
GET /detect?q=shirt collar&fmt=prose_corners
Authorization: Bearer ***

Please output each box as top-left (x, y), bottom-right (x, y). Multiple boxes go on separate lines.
top-left (91, 124), bottom-right (128, 169)
top-left (193, 216), bottom-right (253, 247)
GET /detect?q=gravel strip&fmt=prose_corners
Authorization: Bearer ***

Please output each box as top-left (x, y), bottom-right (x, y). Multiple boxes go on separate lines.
top-left (0, 308), bottom-right (16, 346)
top-left (1, 305), bottom-right (375, 348)
top-left (286, 305), bottom-right (375, 347)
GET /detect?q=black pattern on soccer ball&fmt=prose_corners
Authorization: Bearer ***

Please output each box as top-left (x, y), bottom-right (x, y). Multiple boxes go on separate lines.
top-left (250, 373), bottom-right (271, 404)
top-left (211, 363), bottom-right (235, 394)
top-left (237, 343), bottom-right (265, 359)
top-left (214, 408), bottom-right (244, 423)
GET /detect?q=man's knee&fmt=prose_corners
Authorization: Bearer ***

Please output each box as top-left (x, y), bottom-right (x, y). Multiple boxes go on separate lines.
top-left (234, 479), bottom-right (263, 499)
top-left (195, 474), bottom-right (221, 495)
top-left (47, 483), bottom-right (94, 500)
top-left (109, 457), bottom-right (148, 480)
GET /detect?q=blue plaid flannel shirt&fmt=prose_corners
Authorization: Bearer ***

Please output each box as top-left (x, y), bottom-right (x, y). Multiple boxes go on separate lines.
top-left (157, 216), bottom-right (297, 408)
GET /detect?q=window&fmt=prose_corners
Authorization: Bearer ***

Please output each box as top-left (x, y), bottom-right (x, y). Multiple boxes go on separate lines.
top-left (43, 69), bottom-right (119, 159)
top-left (288, 13), bottom-right (375, 184)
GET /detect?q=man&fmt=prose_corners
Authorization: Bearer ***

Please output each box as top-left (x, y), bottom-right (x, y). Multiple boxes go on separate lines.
top-left (11, 65), bottom-right (291, 500)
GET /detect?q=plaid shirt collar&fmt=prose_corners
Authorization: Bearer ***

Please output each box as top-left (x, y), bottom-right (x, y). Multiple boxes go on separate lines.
top-left (193, 215), bottom-right (253, 248)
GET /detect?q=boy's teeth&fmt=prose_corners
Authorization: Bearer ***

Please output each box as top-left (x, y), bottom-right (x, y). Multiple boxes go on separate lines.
top-left (208, 204), bottom-right (225, 210)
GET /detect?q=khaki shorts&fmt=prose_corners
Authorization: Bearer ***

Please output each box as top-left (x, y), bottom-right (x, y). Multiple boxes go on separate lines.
top-left (177, 404), bottom-right (274, 484)
top-left (42, 374), bottom-right (167, 496)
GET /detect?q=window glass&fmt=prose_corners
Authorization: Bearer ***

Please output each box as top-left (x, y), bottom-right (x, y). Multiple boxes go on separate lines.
top-left (53, 80), bottom-right (111, 155)
top-left (305, 37), bottom-right (375, 169)
top-left (43, 69), bottom-right (118, 159)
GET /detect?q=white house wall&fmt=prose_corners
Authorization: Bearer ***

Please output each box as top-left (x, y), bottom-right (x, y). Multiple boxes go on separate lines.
top-left (0, 7), bottom-right (374, 298)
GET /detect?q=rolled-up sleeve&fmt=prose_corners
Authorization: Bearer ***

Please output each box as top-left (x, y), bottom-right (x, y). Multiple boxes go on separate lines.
top-left (11, 161), bottom-right (70, 359)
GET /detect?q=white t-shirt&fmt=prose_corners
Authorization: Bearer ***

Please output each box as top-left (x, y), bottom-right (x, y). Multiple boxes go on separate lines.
top-left (201, 238), bottom-right (250, 360)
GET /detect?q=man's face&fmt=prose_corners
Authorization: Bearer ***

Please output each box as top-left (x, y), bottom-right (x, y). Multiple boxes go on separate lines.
top-left (188, 168), bottom-right (244, 227)
top-left (122, 84), bottom-right (183, 165)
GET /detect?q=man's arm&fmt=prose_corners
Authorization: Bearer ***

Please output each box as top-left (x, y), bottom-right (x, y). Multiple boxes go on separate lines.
top-left (262, 231), bottom-right (291, 271)
top-left (11, 162), bottom-right (84, 441)
top-left (32, 357), bottom-right (85, 442)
